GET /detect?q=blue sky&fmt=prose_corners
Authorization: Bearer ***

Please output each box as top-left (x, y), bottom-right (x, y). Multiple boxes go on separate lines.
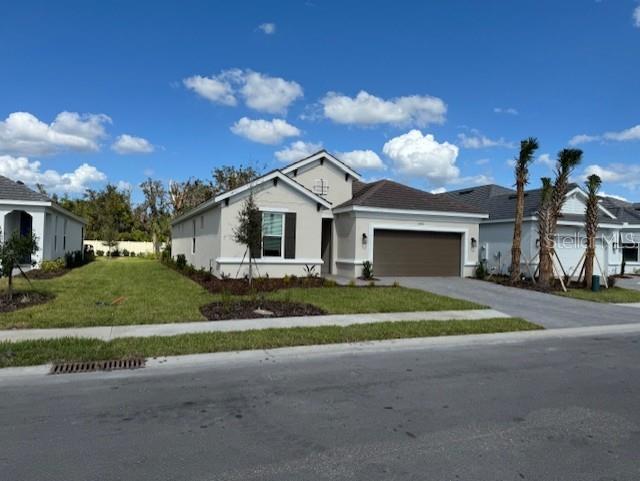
top-left (1, 0), bottom-right (639, 203)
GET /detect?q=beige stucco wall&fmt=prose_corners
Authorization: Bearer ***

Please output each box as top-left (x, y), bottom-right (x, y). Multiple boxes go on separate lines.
top-left (171, 205), bottom-right (221, 271)
top-left (335, 210), bottom-right (482, 278)
top-left (286, 159), bottom-right (353, 207)
top-left (84, 240), bottom-right (165, 255)
top-left (216, 179), bottom-right (326, 277)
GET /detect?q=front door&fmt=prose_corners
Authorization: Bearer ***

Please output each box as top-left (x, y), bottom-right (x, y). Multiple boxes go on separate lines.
top-left (321, 218), bottom-right (332, 275)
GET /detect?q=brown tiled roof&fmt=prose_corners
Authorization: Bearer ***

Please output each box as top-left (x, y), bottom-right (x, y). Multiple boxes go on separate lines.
top-left (337, 179), bottom-right (486, 215)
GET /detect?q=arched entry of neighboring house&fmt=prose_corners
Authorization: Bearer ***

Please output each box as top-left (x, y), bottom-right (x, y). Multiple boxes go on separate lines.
top-left (3, 210), bottom-right (33, 264)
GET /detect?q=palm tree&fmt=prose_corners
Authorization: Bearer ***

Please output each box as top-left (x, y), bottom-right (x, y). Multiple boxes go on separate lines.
top-left (537, 177), bottom-right (553, 283)
top-left (509, 137), bottom-right (539, 283)
top-left (538, 149), bottom-right (583, 287)
top-left (584, 174), bottom-right (601, 289)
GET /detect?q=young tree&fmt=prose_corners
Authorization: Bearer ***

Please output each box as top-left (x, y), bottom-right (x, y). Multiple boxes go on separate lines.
top-left (509, 137), bottom-right (539, 282)
top-left (0, 230), bottom-right (39, 300)
top-left (538, 149), bottom-right (583, 287)
top-left (232, 193), bottom-right (262, 284)
top-left (140, 178), bottom-right (170, 255)
top-left (584, 174), bottom-right (602, 289)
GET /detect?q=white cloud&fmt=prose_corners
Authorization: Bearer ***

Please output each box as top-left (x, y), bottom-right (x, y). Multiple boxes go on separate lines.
top-left (275, 140), bottom-right (323, 162)
top-left (634, 6), bottom-right (640, 27)
top-left (457, 132), bottom-right (514, 149)
top-left (382, 130), bottom-right (460, 186)
top-left (493, 107), bottom-right (518, 115)
top-left (338, 150), bottom-right (386, 171)
top-left (0, 111), bottom-right (111, 156)
top-left (183, 69), bottom-right (302, 114)
top-left (569, 134), bottom-right (600, 146)
top-left (582, 163), bottom-right (640, 190)
top-left (321, 90), bottom-right (446, 127)
top-left (582, 164), bottom-right (626, 183)
top-left (430, 187), bottom-right (447, 194)
top-left (537, 153), bottom-right (555, 168)
top-left (258, 22), bottom-right (276, 34)
top-left (111, 134), bottom-right (154, 154)
top-left (0, 155), bottom-right (106, 194)
top-left (117, 180), bottom-right (133, 192)
top-left (241, 71), bottom-right (303, 114)
top-left (230, 117), bottom-right (300, 144)
top-left (183, 74), bottom-right (237, 106)
top-left (604, 124), bottom-right (640, 141)
top-left (569, 124), bottom-right (640, 145)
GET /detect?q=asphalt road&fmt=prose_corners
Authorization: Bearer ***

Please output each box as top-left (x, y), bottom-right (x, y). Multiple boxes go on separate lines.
top-left (2, 329), bottom-right (640, 480)
top-left (384, 276), bottom-right (640, 328)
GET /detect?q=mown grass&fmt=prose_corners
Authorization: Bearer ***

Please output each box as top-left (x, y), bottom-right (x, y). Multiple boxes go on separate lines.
top-left (267, 286), bottom-right (484, 313)
top-left (0, 258), bottom-right (216, 329)
top-left (0, 318), bottom-right (541, 368)
top-left (557, 287), bottom-right (640, 304)
top-left (0, 259), bottom-right (485, 329)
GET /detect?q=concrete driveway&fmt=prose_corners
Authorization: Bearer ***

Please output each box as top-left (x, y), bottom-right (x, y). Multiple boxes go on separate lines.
top-left (617, 276), bottom-right (640, 291)
top-left (383, 277), bottom-right (640, 329)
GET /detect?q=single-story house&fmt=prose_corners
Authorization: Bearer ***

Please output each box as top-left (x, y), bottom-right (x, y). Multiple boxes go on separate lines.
top-left (0, 175), bottom-right (86, 266)
top-left (599, 196), bottom-right (640, 273)
top-left (171, 150), bottom-right (487, 278)
top-left (443, 183), bottom-right (625, 277)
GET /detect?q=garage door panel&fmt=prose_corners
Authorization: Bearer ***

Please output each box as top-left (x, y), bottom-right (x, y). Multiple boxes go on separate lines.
top-left (373, 230), bottom-right (461, 276)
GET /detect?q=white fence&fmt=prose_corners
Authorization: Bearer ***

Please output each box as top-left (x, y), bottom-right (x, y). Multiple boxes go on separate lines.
top-left (84, 240), bottom-right (165, 255)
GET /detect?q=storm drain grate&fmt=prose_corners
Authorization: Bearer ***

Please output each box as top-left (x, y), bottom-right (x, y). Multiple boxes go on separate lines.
top-left (50, 358), bottom-right (146, 375)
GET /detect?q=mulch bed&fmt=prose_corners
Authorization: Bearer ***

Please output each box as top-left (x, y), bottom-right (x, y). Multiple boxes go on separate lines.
top-left (171, 265), bottom-right (327, 295)
top-left (484, 274), bottom-right (617, 292)
top-left (0, 291), bottom-right (53, 313)
top-left (200, 300), bottom-right (327, 321)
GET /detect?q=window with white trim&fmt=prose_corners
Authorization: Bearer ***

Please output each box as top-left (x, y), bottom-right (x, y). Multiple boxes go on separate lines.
top-left (262, 212), bottom-right (284, 257)
top-left (313, 178), bottom-right (329, 196)
top-left (622, 243), bottom-right (639, 262)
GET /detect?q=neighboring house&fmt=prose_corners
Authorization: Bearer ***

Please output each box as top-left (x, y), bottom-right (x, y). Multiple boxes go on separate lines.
top-left (599, 196), bottom-right (640, 272)
top-left (0, 175), bottom-right (86, 266)
top-left (443, 184), bottom-right (624, 277)
top-left (171, 150), bottom-right (487, 278)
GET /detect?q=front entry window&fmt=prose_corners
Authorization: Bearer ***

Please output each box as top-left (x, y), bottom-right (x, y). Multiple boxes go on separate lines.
top-left (262, 212), bottom-right (283, 257)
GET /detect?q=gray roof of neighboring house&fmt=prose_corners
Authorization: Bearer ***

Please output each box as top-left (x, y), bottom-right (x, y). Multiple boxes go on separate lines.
top-left (443, 183), bottom-right (621, 224)
top-left (0, 175), bottom-right (51, 202)
top-left (599, 196), bottom-right (640, 224)
top-left (338, 179), bottom-right (487, 215)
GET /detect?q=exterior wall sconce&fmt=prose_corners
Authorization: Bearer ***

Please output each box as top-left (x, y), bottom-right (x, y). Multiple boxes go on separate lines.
top-left (535, 238), bottom-right (540, 248)
top-left (471, 237), bottom-right (477, 249)
top-left (362, 233), bottom-right (368, 245)
top-left (613, 241), bottom-right (618, 250)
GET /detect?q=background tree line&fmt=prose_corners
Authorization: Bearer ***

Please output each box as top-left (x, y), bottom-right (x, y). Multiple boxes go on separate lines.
top-left (42, 164), bottom-right (258, 253)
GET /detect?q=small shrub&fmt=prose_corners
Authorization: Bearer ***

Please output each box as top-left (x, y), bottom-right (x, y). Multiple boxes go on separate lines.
top-left (361, 261), bottom-right (374, 280)
top-left (96, 250), bottom-right (104, 257)
top-left (110, 249), bottom-right (120, 258)
top-left (122, 249), bottom-right (129, 257)
top-left (176, 254), bottom-right (187, 270)
top-left (323, 279), bottom-right (337, 288)
top-left (129, 252), bottom-right (136, 257)
top-left (303, 264), bottom-right (319, 278)
top-left (392, 281), bottom-right (401, 288)
top-left (607, 276), bottom-right (617, 288)
top-left (41, 258), bottom-right (65, 273)
top-left (475, 261), bottom-right (488, 280)
top-left (348, 279), bottom-right (356, 287)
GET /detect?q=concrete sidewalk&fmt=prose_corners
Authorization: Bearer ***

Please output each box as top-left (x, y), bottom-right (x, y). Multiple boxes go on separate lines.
top-left (0, 309), bottom-right (508, 343)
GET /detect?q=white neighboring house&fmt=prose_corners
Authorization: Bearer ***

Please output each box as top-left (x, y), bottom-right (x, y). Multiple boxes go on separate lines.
top-left (599, 196), bottom-right (640, 273)
top-left (0, 175), bottom-right (86, 266)
top-left (171, 150), bottom-right (487, 279)
top-left (444, 184), bottom-right (626, 277)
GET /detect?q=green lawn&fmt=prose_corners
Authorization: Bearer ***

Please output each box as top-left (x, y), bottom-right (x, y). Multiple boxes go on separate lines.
top-left (0, 258), bottom-right (484, 329)
top-left (0, 318), bottom-right (541, 368)
top-left (0, 258), bottom-right (216, 329)
top-left (267, 286), bottom-right (484, 313)
top-left (557, 287), bottom-right (640, 303)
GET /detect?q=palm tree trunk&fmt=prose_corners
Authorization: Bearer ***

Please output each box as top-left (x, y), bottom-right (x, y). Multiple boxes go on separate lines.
top-left (584, 242), bottom-right (595, 289)
top-left (510, 182), bottom-right (525, 282)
